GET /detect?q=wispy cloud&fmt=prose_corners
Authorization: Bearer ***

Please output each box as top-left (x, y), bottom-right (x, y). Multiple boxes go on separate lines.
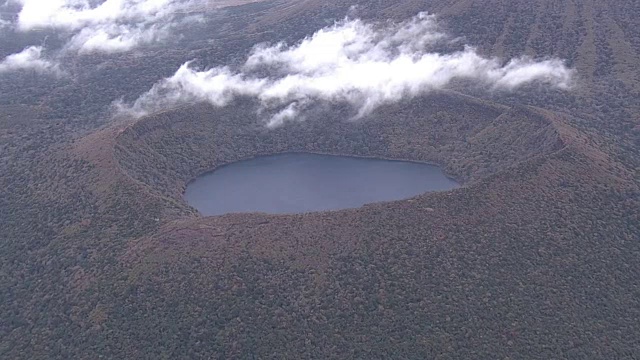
top-left (12, 0), bottom-right (202, 54)
top-left (15, 0), bottom-right (186, 31)
top-left (122, 13), bottom-right (575, 127)
top-left (65, 22), bottom-right (173, 54)
top-left (0, 46), bottom-right (62, 75)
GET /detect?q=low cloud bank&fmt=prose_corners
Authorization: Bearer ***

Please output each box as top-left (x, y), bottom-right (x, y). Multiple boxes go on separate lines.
top-left (0, 46), bottom-right (61, 75)
top-left (11, 0), bottom-right (201, 54)
top-left (122, 13), bottom-right (575, 127)
top-left (15, 0), bottom-right (182, 31)
top-left (65, 22), bottom-right (174, 54)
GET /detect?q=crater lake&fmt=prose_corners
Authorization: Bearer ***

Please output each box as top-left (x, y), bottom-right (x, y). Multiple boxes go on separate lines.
top-left (184, 153), bottom-right (459, 215)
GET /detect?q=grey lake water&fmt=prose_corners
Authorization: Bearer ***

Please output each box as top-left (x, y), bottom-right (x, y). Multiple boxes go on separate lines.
top-left (184, 153), bottom-right (459, 216)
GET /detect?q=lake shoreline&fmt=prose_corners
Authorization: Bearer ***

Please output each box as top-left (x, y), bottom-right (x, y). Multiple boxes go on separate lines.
top-left (182, 150), bottom-right (462, 196)
top-left (183, 152), bottom-right (460, 216)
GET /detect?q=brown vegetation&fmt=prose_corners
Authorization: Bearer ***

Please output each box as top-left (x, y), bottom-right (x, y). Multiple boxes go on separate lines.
top-left (1, 0), bottom-right (639, 358)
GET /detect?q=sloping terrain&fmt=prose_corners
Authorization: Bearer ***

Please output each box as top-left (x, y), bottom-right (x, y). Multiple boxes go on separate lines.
top-left (112, 94), bottom-right (548, 198)
top-left (118, 147), bottom-right (638, 358)
top-left (263, 0), bottom-right (640, 165)
top-left (44, 92), bottom-right (635, 358)
top-left (0, 0), bottom-right (639, 359)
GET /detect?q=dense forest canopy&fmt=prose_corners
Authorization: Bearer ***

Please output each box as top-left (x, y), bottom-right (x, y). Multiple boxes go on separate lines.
top-left (1, 0), bottom-right (639, 358)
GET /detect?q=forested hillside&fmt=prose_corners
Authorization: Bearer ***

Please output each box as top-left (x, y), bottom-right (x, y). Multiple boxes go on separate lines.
top-left (1, 0), bottom-right (639, 358)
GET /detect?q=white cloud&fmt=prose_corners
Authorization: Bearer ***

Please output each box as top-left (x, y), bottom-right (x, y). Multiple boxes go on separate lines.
top-left (65, 22), bottom-right (172, 54)
top-left (490, 58), bottom-right (574, 89)
top-left (123, 13), bottom-right (575, 126)
top-left (0, 46), bottom-right (62, 75)
top-left (15, 0), bottom-right (183, 31)
top-left (266, 102), bottom-right (305, 128)
top-left (12, 0), bottom-right (202, 54)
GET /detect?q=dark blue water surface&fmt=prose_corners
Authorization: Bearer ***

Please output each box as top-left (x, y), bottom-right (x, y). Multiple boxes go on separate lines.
top-left (184, 153), bottom-right (459, 215)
